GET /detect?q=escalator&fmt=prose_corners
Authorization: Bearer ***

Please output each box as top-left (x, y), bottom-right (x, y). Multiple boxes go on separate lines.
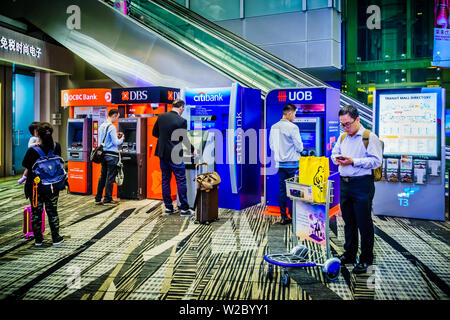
top-left (1, 0), bottom-right (373, 125)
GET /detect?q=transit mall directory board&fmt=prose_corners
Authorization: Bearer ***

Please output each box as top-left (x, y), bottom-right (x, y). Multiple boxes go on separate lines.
top-left (378, 93), bottom-right (438, 157)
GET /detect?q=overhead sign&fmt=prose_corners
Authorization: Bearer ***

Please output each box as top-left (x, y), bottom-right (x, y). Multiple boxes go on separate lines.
top-left (0, 26), bottom-right (73, 75)
top-left (185, 87), bottom-right (232, 106)
top-left (61, 89), bottom-right (112, 107)
top-left (111, 86), bottom-right (180, 104)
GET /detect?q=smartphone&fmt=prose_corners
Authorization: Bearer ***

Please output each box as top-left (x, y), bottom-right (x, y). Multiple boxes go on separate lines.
top-left (335, 156), bottom-right (346, 161)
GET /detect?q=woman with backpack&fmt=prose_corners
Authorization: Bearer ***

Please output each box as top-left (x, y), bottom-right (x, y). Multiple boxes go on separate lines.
top-left (22, 122), bottom-right (65, 247)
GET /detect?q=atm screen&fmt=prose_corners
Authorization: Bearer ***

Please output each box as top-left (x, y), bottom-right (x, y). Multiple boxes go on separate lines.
top-left (300, 132), bottom-right (316, 148)
top-left (123, 129), bottom-right (137, 143)
top-left (73, 128), bottom-right (83, 143)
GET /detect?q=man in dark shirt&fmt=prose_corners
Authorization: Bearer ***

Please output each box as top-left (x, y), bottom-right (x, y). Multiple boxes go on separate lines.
top-left (152, 99), bottom-right (195, 217)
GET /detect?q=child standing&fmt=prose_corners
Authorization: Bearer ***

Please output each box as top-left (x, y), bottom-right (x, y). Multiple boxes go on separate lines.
top-left (18, 122), bottom-right (40, 184)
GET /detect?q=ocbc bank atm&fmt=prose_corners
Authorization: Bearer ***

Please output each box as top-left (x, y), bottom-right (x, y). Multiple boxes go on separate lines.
top-left (117, 118), bottom-right (147, 200)
top-left (67, 118), bottom-right (92, 194)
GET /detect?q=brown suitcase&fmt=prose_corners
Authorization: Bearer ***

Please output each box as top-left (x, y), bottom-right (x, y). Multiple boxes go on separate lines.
top-left (194, 163), bottom-right (219, 225)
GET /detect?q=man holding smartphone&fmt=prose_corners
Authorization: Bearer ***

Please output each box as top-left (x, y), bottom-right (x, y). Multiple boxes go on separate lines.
top-left (331, 105), bottom-right (382, 274)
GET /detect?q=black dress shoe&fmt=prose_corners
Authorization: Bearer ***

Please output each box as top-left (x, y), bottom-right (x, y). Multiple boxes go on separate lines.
top-left (338, 254), bottom-right (356, 265)
top-left (280, 218), bottom-right (292, 225)
top-left (352, 262), bottom-right (371, 274)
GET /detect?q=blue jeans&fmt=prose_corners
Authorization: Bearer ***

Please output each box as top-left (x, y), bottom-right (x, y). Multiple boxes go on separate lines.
top-left (160, 159), bottom-right (189, 211)
top-left (278, 167), bottom-right (298, 220)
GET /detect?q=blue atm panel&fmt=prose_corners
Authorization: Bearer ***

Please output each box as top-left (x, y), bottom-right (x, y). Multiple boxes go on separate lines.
top-left (185, 84), bottom-right (262, 211)
top-left (264, 87), bottom-right (341, 211)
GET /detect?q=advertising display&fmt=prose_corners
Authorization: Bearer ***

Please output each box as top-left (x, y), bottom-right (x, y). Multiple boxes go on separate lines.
top-left (432, 0), bottom-right (450, 68)
top-left (295, 201), bottom-right (327, 246)
top-left (378, 93), bottom-right (439, 158)
top-left (264, 87), bottom-right (341, 217)
top-left (373, 87), bottom-right (446, 220)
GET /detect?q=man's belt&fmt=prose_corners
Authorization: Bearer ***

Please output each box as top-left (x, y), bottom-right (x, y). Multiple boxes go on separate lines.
top-left (104, 151), bottom-right (119, 156)
top-left (340, 175), bottom-right (372, 183)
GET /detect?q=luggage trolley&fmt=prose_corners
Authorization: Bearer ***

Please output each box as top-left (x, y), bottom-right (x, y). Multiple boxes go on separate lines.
top-left (264, 172), bottom-right (341, 286)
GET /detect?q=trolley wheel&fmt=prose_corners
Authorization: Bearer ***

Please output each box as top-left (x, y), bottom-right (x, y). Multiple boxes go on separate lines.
top-left (267, 264), bottom-right (274, 281)
top-left (291, 245), bottom-right (308, 258)
top-left (281, 269), bottom-right (290, 287)
top-left (322, 258), bottom-right (341, 282)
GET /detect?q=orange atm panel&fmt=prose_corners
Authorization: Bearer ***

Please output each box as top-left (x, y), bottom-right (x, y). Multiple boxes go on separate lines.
top-left (68, 162), bottom-right (89, 194)
top-left (146, 112), bottom-right (177, 200)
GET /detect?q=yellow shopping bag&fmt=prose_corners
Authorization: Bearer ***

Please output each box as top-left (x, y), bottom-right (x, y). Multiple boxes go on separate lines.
top-left (298, 156), bottom-right (330, 203)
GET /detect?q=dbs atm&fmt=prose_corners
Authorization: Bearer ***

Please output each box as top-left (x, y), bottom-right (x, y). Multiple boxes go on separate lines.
top-left (111, 86), bottom-right (180, 200)
top-left (117, 118), bottom-right (147, 200)
top-left (264, 87), bottom-right (341, 216)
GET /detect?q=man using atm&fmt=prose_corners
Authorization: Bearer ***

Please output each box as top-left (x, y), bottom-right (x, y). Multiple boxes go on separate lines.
top-left (95, 109), bottom-right (124, 205)
top-left (269, 103), bottom-right (304, 225)
top-left (152, 99), bottom-right (195, 216)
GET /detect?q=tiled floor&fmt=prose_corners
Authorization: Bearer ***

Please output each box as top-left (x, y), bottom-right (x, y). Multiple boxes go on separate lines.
top-left (0, 176), bottom-right (449, 300)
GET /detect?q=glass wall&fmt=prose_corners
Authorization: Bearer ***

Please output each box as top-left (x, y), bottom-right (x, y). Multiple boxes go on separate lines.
top-left (245, 0), bottom-right (302, 18)
top-left (411, 0), bottom-right (433, 58)
top-left (172, 0), bottom-right (186, 6)
top-left (357, 0), bottom-right (407, 61)
top-left (307, 0), bottom-right (329, 10)
top-left (190, 0), bottom-right (240, 21)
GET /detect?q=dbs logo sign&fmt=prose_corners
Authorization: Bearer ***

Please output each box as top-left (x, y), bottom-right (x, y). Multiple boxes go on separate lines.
top-left (168, 91), bottom-right (174, 101)
top-left (122, 91), bottom-right (130, 101)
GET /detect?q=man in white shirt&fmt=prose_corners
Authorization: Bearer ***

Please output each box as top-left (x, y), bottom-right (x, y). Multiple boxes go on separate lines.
top-left (269, 103), bottom-right (303, 225)
top-left (331, 105), bottom-right (382, 274)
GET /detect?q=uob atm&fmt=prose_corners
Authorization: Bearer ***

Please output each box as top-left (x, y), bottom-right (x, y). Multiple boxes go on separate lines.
top-left (184, 83), bottom-right (261, 210)
top-left (264, 87), bottom-right (341, 216)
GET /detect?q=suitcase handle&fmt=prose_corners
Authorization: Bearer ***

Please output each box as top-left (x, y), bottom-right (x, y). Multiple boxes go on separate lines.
top-left (196, 162), bottom-right (208, 175)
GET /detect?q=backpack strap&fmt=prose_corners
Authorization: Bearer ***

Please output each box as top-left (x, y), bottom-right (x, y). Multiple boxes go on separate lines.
top-left (340, 131), bottom-right (371, 150)
top-left (33, 145), bottom-right (54, 157)
top-left (101, 124), bottom-right (112, 146)
top-left (362, 130), bottom-right (370, 149)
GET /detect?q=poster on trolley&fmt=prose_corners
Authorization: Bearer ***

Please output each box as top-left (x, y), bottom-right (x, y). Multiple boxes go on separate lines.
top-left (295, 201), bottom-right (327, 247)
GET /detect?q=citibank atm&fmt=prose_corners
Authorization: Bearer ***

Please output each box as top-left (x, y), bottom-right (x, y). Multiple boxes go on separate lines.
top-left (183, 83), bottom-right (262, 211)
top-left (67, 118), bottom-right (92, 194)
top-left (264, 87), bottom-right (341, 216)
top-left (372, 87), bottom-right (446, 220)
top-left (117, 118), bottom-right (147, 200)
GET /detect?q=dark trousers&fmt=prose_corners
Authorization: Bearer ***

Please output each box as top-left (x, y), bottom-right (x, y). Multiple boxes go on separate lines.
top-left (30, 192), bottom-right (60, 242)
top-left (278, 167), bottom-right (298, 220)
top-left (95, 154), bottom-right (119, 202)
top-left (340, 175), bottom-right (375, 264)
top-left (160, 159), bottom-right (189, 211)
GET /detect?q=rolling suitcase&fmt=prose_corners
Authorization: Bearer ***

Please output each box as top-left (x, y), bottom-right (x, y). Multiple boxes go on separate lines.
top-left (194, 163), bottom-right (220, 225)
top-left (24, 206), bottom-right (45, 239)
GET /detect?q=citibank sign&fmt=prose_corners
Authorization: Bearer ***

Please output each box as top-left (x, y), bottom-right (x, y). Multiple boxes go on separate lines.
top-left (194, 92), bottom-right (223, 102)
